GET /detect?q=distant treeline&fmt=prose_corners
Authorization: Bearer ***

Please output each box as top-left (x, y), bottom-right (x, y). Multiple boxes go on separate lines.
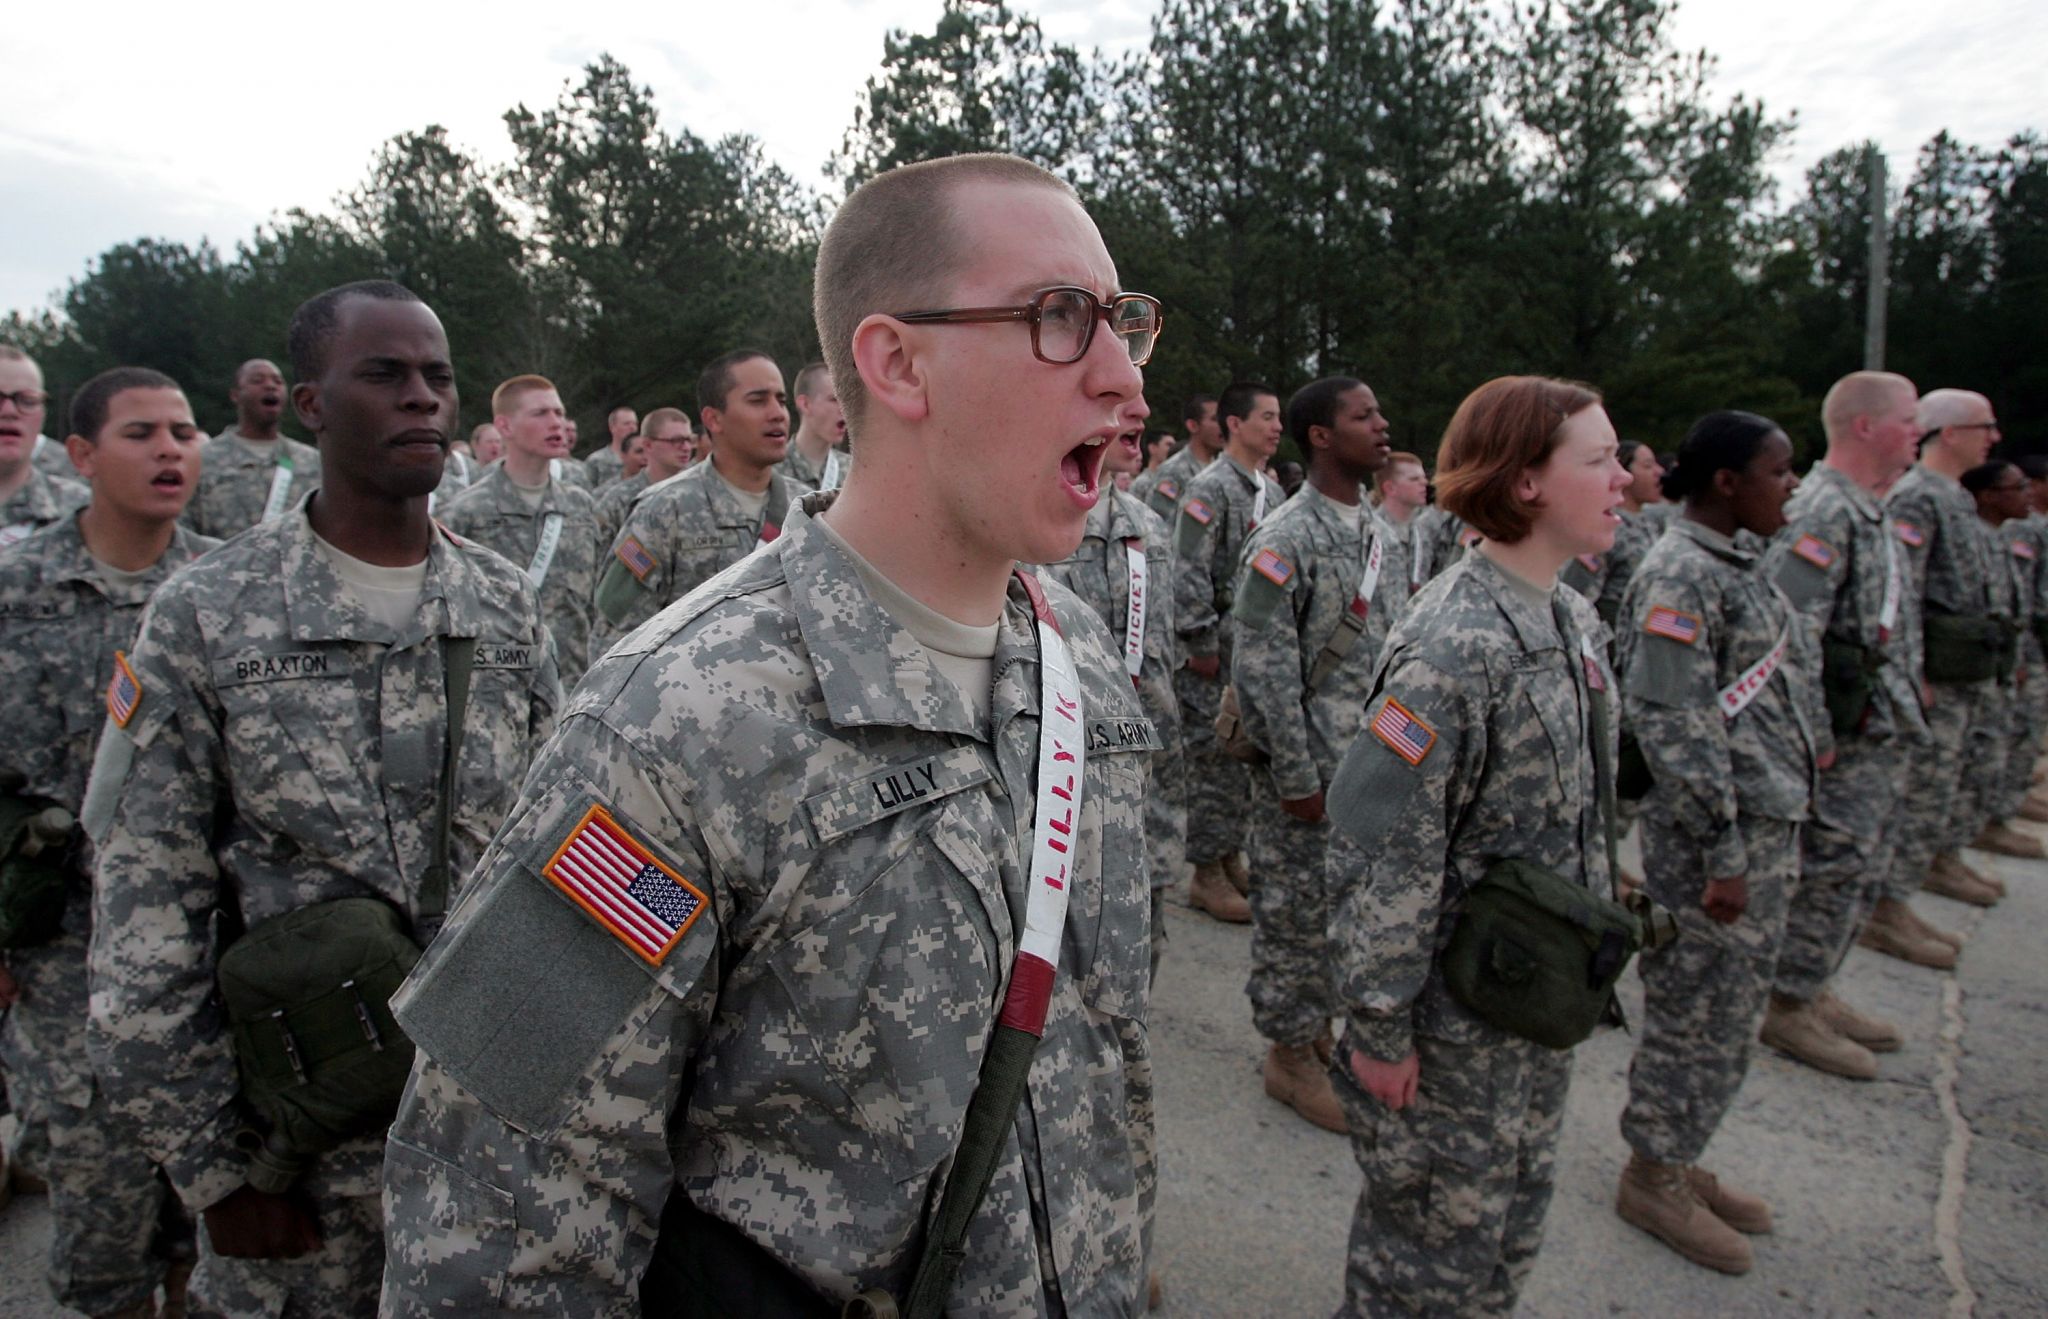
top-left (6, 0), bottom-right (2043, 464)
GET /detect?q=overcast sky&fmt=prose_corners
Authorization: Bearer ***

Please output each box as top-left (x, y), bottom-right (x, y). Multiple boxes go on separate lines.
top-left (4, 0), bottom-right (2041, 316)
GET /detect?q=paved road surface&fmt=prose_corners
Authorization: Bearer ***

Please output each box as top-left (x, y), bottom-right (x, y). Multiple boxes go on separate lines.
top-left (6, 831), bottom-right (2045, 1316)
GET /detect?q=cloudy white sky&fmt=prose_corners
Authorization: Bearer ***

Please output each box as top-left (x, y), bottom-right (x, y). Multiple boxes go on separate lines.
top-left (4, 0), bottom-right (2041, 315)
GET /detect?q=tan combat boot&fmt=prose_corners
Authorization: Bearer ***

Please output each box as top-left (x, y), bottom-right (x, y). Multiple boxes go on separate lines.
top-left (1815, 990), bottom-right (1903, 1053)
top-left (1954, 851), bottom-right (2006, 898)
top-left (1188, 863), bottom-right (1250, 923)
top-left (1858, 902), bottom-right (1958, 970)
top-left (1760, 996), bottom-right (1878, 1080)
top-left (1262, 1042), bottom-right (1347, 1133)
top-left (1973, 821), bottom-right (2047, 859)
top-left (1925, 855), bottom-right (2000, 909)
top-left (1686, 1165), bottom-right (1774, 1234)
top-left (1898, 900), bottom-right (1967, 953)
top-left (2021, 787), bottom-right (2048, 824)
top-left (1616, 1154), bottom-right (1753, 1274)
top-left (1223, 852), bottom-right (1251, 897)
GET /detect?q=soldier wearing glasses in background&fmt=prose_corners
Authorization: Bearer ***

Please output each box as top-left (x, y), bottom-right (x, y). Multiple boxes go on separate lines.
top-left (381, 152), bottom-right (1161, 1315)
top-left (593, 408), bottom-right (697, 549)
top-left (1, 347), bottom-right (89, 548)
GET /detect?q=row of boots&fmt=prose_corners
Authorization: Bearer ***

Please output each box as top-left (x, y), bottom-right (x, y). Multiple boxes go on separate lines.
top-left (1616, 1153), bottom-right (1773, 1274)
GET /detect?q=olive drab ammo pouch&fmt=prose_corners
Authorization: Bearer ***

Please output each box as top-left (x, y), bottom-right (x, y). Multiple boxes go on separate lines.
top-left (1213, 683), bottom-right (1268, 764)
top-left (1820, 637), bottom-right (1884, 736)
top-left (1922, 612), bottom-right (2016, 685)
top-left (0, 790), bottom-right (76, 950)
top-left (213, 637), bottom-right (476, 1193)
top-left (1442, 859), bottom-right (1674, 1050)
top-left (1214, 598), bottom-right (1377, 765)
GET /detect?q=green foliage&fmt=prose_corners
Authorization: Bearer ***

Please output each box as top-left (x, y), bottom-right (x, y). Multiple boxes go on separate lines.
top-left (5, 4), bottom-right (2042, 459)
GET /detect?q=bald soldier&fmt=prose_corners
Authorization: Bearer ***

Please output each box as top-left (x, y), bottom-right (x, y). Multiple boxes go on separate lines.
top-left (84, 282), bottom-right (558, 1316)
top-left (593, 407), bottom-right (696, 550)
top-left (582, 407), bottom-right (640, 489)
top-left (777, 361), bottom-right (849, 489)
top-left (381, 152), bottom-right (1159, 1316)
top-left (436, 375), bottom-right (607, 693)
top-left (589, 350), bottom-right (806, 654)
top-left (1, 346), bottom-right (89, 548)
top-left (183, 359), bottom-right (323, 539)
top-left (1760, 372), bottom-right (1930, 1079)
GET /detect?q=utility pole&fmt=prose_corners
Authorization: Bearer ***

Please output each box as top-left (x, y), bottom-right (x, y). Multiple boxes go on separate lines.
top-left (1863, 149), bottom-right (1889, 370)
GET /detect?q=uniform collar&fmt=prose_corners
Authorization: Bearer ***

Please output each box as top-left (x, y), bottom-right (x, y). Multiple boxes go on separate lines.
top-left (1667, 514), bottom-right (1755, 566)
top-left (1461, 548), bottom-right (1568, 653)
top-left (278, 501), bottom-right (486, 644)
top-left (473, 461), bottom-right (572, 515)
top-left (782, 507), bottom-right (1033, 739)
top-left (6, 467), bottom-right (70, 521)
top-left (698, 462), bottom-right (793, 529)
top-left (1806, 462), bottom-right (1885, 523)
top-left (1098, 488), bottom-right (1153, 544)
top-left (40, 514), bottom-right (213, 603)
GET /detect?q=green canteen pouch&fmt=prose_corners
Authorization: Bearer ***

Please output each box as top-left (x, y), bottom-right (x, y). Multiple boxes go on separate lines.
top-left (1922, 613), bottom-right (2004, 685)
top-left (1615, 731), bottom-right (1654, 802)
top-left (217, 898), bottom-right (422, 1166)
top-left (1443, 858), bottom-right (1651, 1051)
top-left (0, 797), bottom-right (74, 950)
top-left (1820, 637), bottom-right (1881, 736)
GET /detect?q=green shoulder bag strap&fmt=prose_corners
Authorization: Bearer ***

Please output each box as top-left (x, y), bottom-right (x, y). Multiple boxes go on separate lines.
top-left (846, 572), bottom-right (1088, 1319)
top-left (416, 634), bottom-right (477, 925)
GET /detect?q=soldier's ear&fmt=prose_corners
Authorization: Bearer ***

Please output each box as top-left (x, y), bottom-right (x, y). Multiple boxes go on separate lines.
top-left (852, 313), bottom-right (928, 425)
top-left (291, 382), bottom-right (322, 436)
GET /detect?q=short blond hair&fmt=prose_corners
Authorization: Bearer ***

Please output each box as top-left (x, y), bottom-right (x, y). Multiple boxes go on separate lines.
top-left (1820, 371), bottom-right (1913, 441)
top-left (640, 406), bottom-right (691, 438)
top-left (814, 154), bottom-right (1076, 428)
top-left (492, 374), bottom-right (557, 418)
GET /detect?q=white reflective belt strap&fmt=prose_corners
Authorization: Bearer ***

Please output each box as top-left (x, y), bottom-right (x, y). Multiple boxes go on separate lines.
top-left (1878, 526), bottom-right (1901, 642)
top-left (0, 523), bottom-right (34, 549)
top-left (1717, 622), bottom-right (1792, 720)
top-left (549, 458), bottom-right (563, 483)
top-left (1122, 538), bottom-right (1148, 683)
top-left (31, 435), bottom-right (46, 460)
top-left (1353, 531), bottom-right (1385, 618)
top-left (260, 453), bottom-right (295, 522)
top-left (820, 448), bottom-right (848, 491)
top-left (1409, 519), bottom-right (1428, 591)
top-left (1251, 480), bottom-right (1268, 527)
top-left (527, 511), bottom-right (565, 588)
top-left (1001, 571), bottom-right (1086, 1037)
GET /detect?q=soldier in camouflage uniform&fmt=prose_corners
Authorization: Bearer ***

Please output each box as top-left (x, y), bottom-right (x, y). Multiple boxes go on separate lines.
top-left (1613, 413), bottom-right (1816, 1275)
top-left (1038, 420), bottom-right (1183, 981)
top-left (436, 375), bottom-right (607, 692)
top-left (1129, 392), bottom-right (1219, 522)
top-left (1228, 376), bottom-right (1402, 1133)
top-left (1172, 381), bottom-right (1286, 920)
top-left (1877, 387), bottom-right (2014, 926)
top-left (1961, 461), bottom-right (2039, 839)
top-left (381, 153), bottom-right (1157, 1315)
top-left (775, 361), bottom-right (849, 490)
top-left (1762, 371), bottom-right (1929, 1078)
top-left (182, 359), bottom-right (323, 540)
top-left (592, 407), bottom-right (695, 549)
top-left (1325, 377), bottom-right (1627, 1318)
top-left (2, 351), bottom-right (89, 551)
top-left (590, 350), bottom-right (806, 653)
top-left (83, 284), bottom-right (558, 1318)
top-left (0, 368), bottom-right (216, 1318)
top-left (1372, 451), bottom-right (1434, 600)
top-left (580, 406), bottom-right (638, 489)
top-left (2009, 457), bottom-right (2048, 822)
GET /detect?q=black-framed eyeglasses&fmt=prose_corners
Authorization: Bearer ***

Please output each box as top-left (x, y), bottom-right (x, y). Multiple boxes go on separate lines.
top-left (890, 286), bottom-right (1163, 367)
top-left (0, 390), bottom-right (48, 411)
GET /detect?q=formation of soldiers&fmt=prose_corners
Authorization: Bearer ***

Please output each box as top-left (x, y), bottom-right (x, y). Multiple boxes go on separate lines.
top-left (0, 152), bottom-right (2038, 1318)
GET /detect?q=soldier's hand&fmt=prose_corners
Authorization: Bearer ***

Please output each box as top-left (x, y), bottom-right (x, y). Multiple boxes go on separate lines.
top-left (1702, 875), bottom-right (1748, 925)
top-left (0, 961), bottom-right (17, 1008)
top-left (1280, 791), bottom-right (1325, 823)
top-left (1349, 1048), bottom-right (1420, 1111)
top-left (1185, 654), bottom-right (1221, 679)
top-left (203, 1184), bottom-right (322, 1259)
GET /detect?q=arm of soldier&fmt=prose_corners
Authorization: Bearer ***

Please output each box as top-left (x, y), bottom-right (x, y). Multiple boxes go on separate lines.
top-left (1620, 581), bottom-right (1746, 880)
top-left (1325, 658), bottom-right (1477, 1068)
top-left (384, 714), bottom-right (722, 1314)
top-left (1765, 511), bottom-right (1855, 761)
top-left (1171, 499), bottom-right (1223, 661)
top-left (1888, 485), bottom-right (1936, 599)
top-left (592, 499), bottom-right (671, 640)
top-left (81, 594), bottom-right (250, 1213)
top-left (1228, 540), bottom-right (1318, 803)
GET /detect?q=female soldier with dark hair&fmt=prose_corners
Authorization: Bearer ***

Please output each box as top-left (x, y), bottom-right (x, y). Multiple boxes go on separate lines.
top-left (1324, 375), bottom-right (1628, 1316)
top-left (1612, 410), bottom-right (1818, 1274)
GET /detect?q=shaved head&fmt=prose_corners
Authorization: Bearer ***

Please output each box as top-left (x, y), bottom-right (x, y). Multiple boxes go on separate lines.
top-left (1917, 388), bottom-right (1993, 433)
top-left (233, 358), bottom-right (282, 389)
top-left (1821, 371), bottom-right (1915, 441)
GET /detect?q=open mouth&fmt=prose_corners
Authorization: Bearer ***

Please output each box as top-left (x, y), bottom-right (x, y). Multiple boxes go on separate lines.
top-left (1061, 435), bottom-right (1110, 503)
top-left (151, 471), bottom-right (187, 490)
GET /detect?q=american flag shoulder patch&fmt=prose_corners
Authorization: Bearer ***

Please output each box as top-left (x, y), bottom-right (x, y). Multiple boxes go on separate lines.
top-left (1157, 478), bottom-right (1180, 500)
top-left (1576, 553), bottom-right (1603, 573)
top-left (1894, 521), bottom-right (1925, 548)
top-left (106, 651), bottom-right (143, 728)
top-left (1644, 605), bottom-right (1701, 645)
top-left (615, 535), bottom-right (658, 582)
top-left (2013, 539), bottom-right (2037, 561)
top-left (544, 804), bottom-right (708, 965)
top-left (1792, 534), bottom-right (1837, 568)
top-left (1184, 498), bottom-right (1214, 526)
top-left (1459, 527), bottom-right (1482, 548)
top-left (1371, 697), bottom-right (1436, 767)
top-left (1251, 546), bottom-right (1293, 587)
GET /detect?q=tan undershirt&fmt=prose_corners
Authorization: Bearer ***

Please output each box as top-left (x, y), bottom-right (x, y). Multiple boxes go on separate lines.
top-left (310, 524), bottom-right (429, 634)
top-left (816, 517), bottom-right (997, 723)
